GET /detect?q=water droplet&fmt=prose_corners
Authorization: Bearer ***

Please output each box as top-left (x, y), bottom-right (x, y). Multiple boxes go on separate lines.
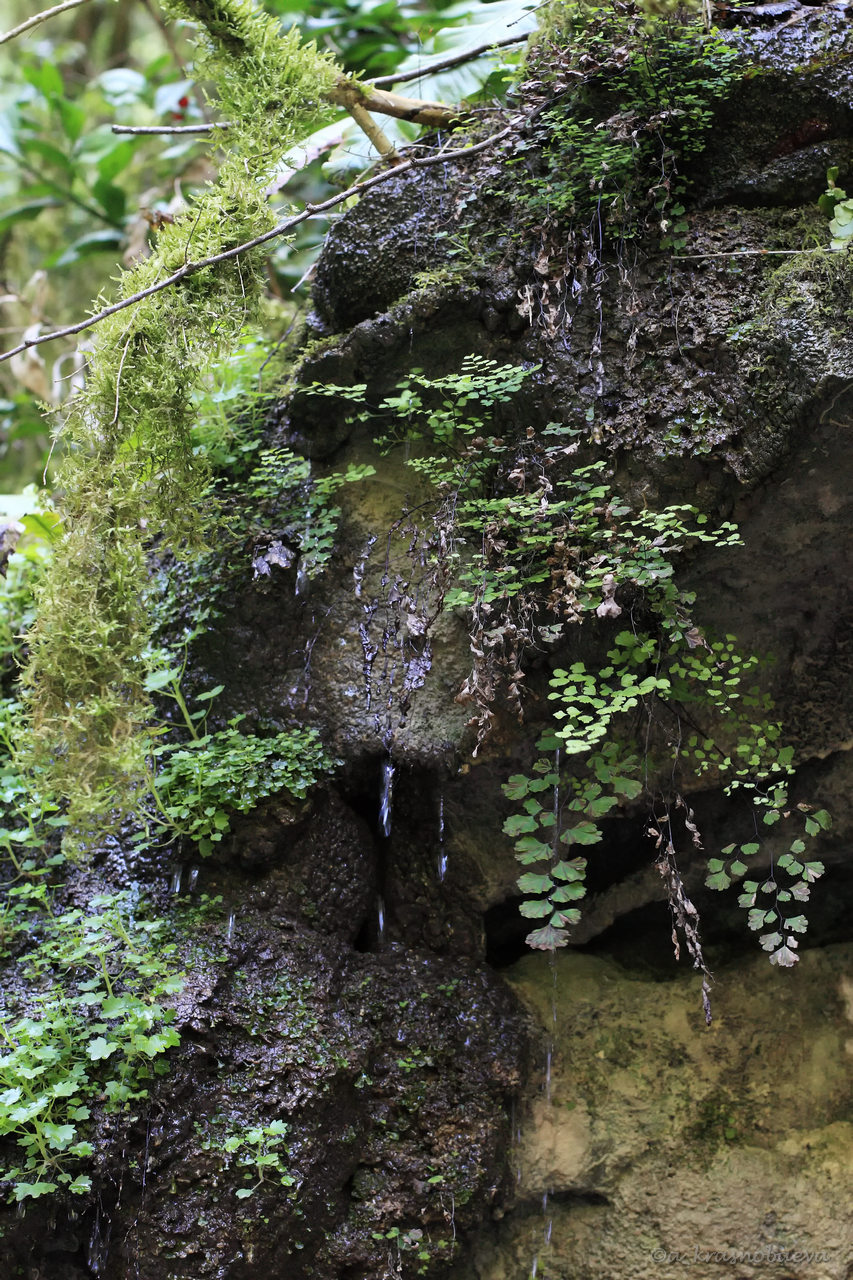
top-left (187, 866), bottom-right (199, 892)
top-left (87, 1207), bottom-right (110, 1274)
top-left (437, 790), bottom-right (447, 882)
top-left (379, 758), bottom-right (394, 837)
top-left (377, 896), bottom-right (386, 947)
top-left (226, 912), bottom-right (236, 943)
top-left (169, 866), bottom-right (182, 895)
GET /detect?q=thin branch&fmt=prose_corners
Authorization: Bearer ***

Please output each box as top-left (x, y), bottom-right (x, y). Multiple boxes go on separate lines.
top-left (114, 86), bottom-right (469, 140)
top-left (368, 34), bottom-right (527, 88)
top-left (356, 85), bottom-right (458, 127)
top-left (671, 247), bottom-right (829, 260)
top-left (344, 102), bottom-right (398, 159)
top-left (0, 0), bottom-right (92, 46)
top-left (112, 123), bottom-right (227, 135)
top-left (0, 122), bottom-right (519, 366)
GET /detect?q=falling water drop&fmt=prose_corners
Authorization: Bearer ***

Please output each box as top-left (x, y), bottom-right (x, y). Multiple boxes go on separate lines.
top-left (530, 749), bottom-right (561, 1277)
top-left (87, 1206), bottom-right (110, 1275)
top-left (437, 790), bottom-right (447, 882)
top-left (296, 466), bottom-right (313, 597)
top-left (379, 758), bottom-right (394, 838)
top-left (376, 896), bottom-right (386, 948)
top-left (168, 866), bottom-right (182, 895)
top-left (187, 866), bottom-right (199, 893)
top-left (509, 1097), bottom-right (523, 1187)
top-left (226, 912), bottom-right (236, 944)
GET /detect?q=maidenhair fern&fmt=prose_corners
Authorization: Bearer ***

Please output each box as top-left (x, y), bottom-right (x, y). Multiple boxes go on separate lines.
top-left (309, 358), bottom-right (830, 969)
top-left (21, 0), bottom-right (339, 838)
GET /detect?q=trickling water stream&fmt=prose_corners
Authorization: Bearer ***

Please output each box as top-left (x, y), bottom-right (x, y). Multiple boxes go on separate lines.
top-left (530, 753), bottom-right (562, 1277)
top-left (437, 789), bottom-right (447, 882)
top-left (379, 757), bottom-right (394, 839)
top-left (87, 1203), bottom-right (111, 1275)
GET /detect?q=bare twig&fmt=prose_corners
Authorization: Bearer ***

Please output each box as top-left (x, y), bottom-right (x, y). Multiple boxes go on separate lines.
top-left (0, 0), bottom-right (92, 46)
top-left (112, 123), bottom-right (227, 135)
top-left (672, 247), bottom-right (828, 260)
top-left (0, 122), bottom-right (518, 366)
top-left (344, 101), bottom-right (398, 159)
top-left (115, 88), bottom-right (461, 141)
top-left (368, 34), bottom-right (527, 88)
top-left (328, 79), bottom-right (460, 128)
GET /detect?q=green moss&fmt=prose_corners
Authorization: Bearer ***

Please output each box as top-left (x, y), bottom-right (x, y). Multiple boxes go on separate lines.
top-left (514, 2), bottom-right (743, 248)
top-left (760, 244), bottom-right (853, 322)
top-left (20, 0), bottom-right (340, 841)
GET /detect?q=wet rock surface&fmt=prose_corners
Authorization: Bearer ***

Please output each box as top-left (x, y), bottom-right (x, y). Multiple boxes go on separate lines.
top-left (0, 794), bottom-right (526, 1280)
top-left (467, 945), bottom-right (853, 1280)
top-left (4, 8), bottom-right (853, 1278)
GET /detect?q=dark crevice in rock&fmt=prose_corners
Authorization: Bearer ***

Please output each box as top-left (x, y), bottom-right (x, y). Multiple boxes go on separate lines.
top-left (351, 913), bottom-right (375, 954)
top-left (484, 897), bottom-right (531, 970)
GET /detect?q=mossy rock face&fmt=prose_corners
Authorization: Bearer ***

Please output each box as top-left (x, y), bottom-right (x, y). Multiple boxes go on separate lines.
top-left (0, 840), bottom-right (525, 1280)
top-left (311, 172), bottom-right (454, 332)
top-left (8, 8), bottom-right (853, 1279)
top-left (693, 15), bottom-right (853, 209)
top-left (465, 945), bottom-right (853, 1280)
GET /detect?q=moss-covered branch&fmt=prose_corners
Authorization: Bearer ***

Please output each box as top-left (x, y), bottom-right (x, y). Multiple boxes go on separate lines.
top-left (20, 0), bottom-right (341, 839)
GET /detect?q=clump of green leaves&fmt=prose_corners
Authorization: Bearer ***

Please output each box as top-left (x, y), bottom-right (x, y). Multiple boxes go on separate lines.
top-left (153, 723), bottom-right (333, 855)
top-left (316, 354), bottom-right (829, 966)
top-left (0, 888), bottom-right (182, 1201)
top-left (0, 549), bottom-right (182, 1205)
top-left (504, 738), bottom-right (641, 949)
top-left (371, 1224), bottom-right (442, 1276)
top-left (819, 166), bottom-right (853, 251)
top-left (520, 2), bottom-right (741, 248)
top-left (221, 1120), bottom-right (294, 1200)
top-left (140, 659), bottom-right (335, 855)
top-left (248, 446), bottom-right (374, 582)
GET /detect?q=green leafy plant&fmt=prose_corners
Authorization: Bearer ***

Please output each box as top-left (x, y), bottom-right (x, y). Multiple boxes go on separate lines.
top-left (504, 738), bottom-right (641, 949)
top-left (514, 3), bottom-right (741, 250)
top-left (819, 166), bottom-right (853, 251)
top-left (220, 1120), bottom-right (294, 1199)
top-left (18, 0), bottom-right (340, 841)
top-left (0, 889), bottom-right (182, 1201)
top-left (370, 1224), bottom-right (449, 1277)
top-left (247, 445), bottom-right (375, 582)
top-left (140, 658), bottom-right (336, 855)
top-left (312, 355), bottom-right (829, 969)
